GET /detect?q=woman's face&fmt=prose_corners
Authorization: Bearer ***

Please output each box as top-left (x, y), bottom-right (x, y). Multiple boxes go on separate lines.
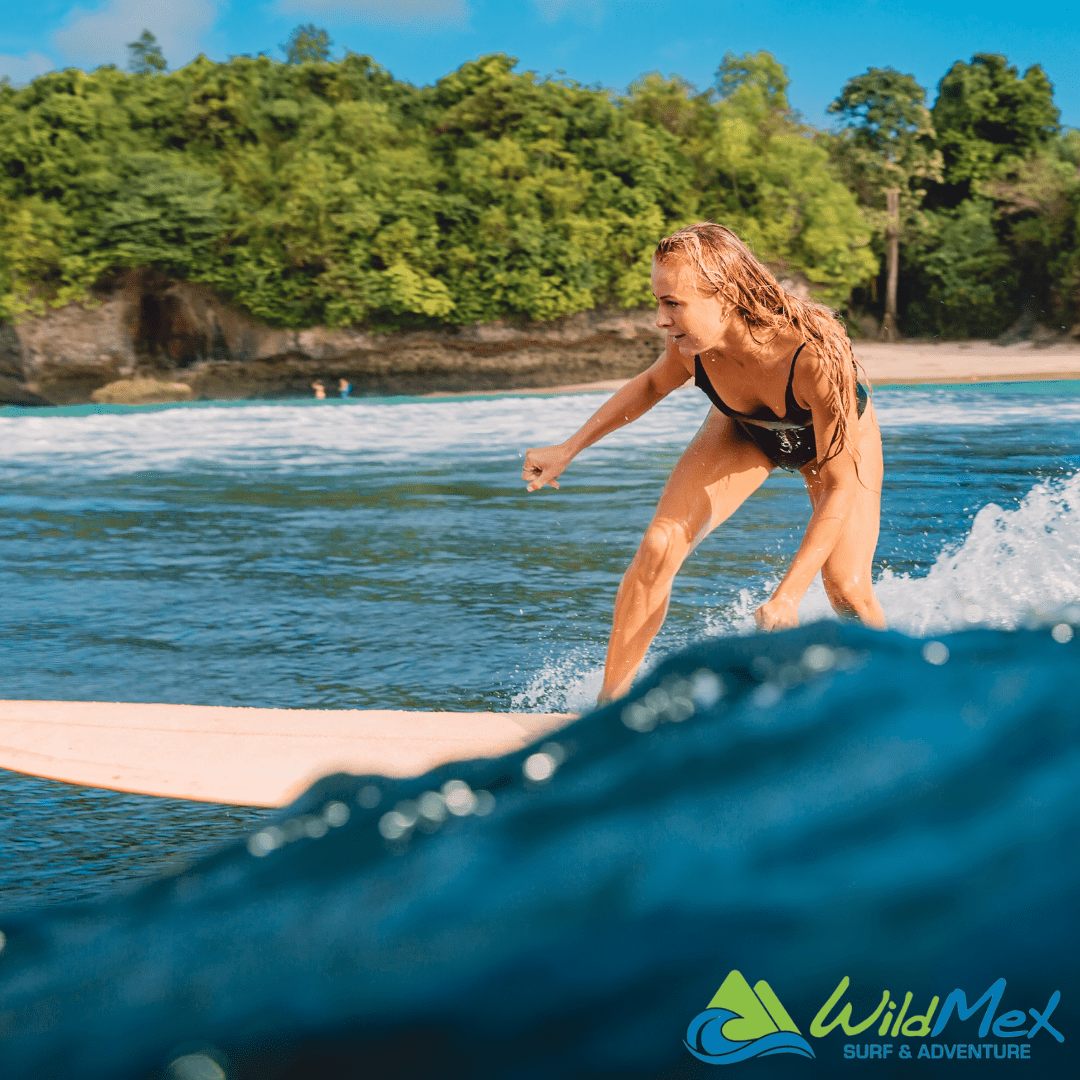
top-left (651, 256), bottom-right (727, 356)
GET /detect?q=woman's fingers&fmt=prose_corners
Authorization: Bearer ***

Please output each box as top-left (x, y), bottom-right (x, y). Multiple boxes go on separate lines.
top-left (524, 471), bottom-right (560, 492)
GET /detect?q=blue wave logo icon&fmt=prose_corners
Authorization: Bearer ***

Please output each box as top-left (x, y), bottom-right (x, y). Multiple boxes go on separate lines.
top-left (685, 971), bottom-right (815, 1065)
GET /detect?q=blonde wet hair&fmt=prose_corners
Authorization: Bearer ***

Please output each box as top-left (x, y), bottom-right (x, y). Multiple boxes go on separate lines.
top-left (655, 222), bottom-right (865, 463)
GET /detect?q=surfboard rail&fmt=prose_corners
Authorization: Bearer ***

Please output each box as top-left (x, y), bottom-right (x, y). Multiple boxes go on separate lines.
top-left (0, 700), bottom-right (577, 807)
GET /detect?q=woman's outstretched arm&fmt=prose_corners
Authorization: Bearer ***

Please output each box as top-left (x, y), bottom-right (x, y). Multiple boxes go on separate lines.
top-left (523, 346), bottom-right (690, 492)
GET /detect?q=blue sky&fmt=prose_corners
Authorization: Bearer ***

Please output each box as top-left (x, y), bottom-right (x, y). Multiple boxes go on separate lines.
top-left (2, 0), bottom-right (1077, 129)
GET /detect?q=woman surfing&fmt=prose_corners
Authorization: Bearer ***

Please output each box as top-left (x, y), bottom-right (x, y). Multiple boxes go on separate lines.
top-left (523, 222), bottom-right (886, 704)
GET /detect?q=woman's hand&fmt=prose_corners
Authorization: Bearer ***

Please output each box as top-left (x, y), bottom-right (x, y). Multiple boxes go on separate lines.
top-left (754, 594), bottom-right (800, 631)
top-left (523, 444), bottom-right (574, 492)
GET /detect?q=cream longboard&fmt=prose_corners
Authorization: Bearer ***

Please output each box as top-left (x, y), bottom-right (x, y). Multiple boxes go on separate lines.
top-left (0, 700), bottom-right (576, 807)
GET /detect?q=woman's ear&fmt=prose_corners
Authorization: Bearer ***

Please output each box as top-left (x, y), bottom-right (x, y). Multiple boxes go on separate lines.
top-left (713, 289), bottom-right (736, 322)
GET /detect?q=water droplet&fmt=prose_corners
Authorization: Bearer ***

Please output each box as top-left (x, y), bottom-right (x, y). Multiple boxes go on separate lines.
top-left (539, 741), bottom-right (566, 765)
top-left (750, 656), bottom-right (775, 680)
top-left (165, 1053), bottom-right (226, 1080)
top-left (357, 785), bottom-right (382, 809)
top-left (246, 827), bottom-right (284, 858)
top-left (621, 702), bottom-right (657, 731)
top-left (690, 668), bottom-right (724, 707)
top-left (643, 686), bottom-right (670, 712)
top-left (323, 801), bottom-right (350, 827)
top-left (963, 602), bottom-right (984, 624)
top-left (922, 641), bottom-right (950, 665)
top-left (802, 645), bottom-right (835, 673)
top-left (523, 752), bottom-right (556, 782)
top-left (378, 811), bottom-right (412, 840)
top-left (417, 791), bottom-right (448, 824)
top-left (752, 683), bottom-right (783, 708)
top-left (442, 780), bottom-right (477, 816)
top-left (304, 816), bottom-right (329, 839)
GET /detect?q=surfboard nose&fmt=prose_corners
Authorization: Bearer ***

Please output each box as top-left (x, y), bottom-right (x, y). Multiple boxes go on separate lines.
top-left (0, 700), bottom-right (578, 807)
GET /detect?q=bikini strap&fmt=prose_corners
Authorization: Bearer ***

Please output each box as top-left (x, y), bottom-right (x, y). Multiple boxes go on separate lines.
top-left (784, 343), bottom-right (812, 423)
top-left (786, 344), bottom-right (806, 389)
top-left (694, 354), bottom-right (739, 419)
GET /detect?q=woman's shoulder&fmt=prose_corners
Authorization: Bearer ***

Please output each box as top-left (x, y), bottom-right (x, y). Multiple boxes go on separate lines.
top-left (790, 333), bottom-right (857, 410)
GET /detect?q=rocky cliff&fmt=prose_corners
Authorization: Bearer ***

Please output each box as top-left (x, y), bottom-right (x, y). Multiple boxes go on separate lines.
top-left (1, 271), bottom-right (666, 406)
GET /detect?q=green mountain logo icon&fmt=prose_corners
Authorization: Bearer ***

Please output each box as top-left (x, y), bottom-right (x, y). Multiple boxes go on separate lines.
top-left (708, 970), bottom-right (804, 1039)
top-left (685, 971), bottom-right (815, 1064)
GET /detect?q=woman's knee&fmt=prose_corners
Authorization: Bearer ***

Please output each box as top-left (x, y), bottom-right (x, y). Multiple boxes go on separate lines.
top-left (633, 520), bottom-right (691, 584)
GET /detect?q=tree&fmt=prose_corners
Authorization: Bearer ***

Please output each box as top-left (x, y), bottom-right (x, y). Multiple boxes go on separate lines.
top-left (281, 24), bottom-right (332, 65)
top-left (977, 146), bottom-right (1080, 339)
top-left (900, 199), bottom-right (1017, 340)
top-left (829, 68), bottom-right (941, 339)
top-left (931, 53), bottom-right (1058, 201)
top-left (698, 52), bottom-right (878, 307)
top-left (127, 30), bottom-right (167, 75)
top-left (926, 54), bottom-right (1064, 336)
top-left (715, 50), bottom-right (789, 111)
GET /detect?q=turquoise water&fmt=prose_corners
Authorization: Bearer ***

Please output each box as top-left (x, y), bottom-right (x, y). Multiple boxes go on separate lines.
top-left (1, 381), bottom-right (1079, 909)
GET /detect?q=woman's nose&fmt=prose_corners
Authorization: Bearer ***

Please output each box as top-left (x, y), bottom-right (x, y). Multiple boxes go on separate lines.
top-left (655, 306), bottom-right (672, 329)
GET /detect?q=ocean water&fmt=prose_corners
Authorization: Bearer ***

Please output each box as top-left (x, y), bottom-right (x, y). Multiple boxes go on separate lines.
top-left (0, 382), bottom-right (1079, 911)
top-left (2, 621), bottom-right (1078, 1078)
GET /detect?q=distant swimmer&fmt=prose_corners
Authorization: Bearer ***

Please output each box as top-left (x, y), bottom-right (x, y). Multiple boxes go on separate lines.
top-left (523, 222), bottom-right (885, 704)
top-left (339, 378), bottom-right (353, 399)
top-left (312, 381), bottom-right (327, 399)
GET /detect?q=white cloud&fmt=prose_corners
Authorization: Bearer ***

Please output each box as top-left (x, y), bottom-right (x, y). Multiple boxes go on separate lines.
top-left (0, 52), bottom-right (55, 85)
top-left (52, 0), bottom-right (218, 71)
top-left (274, 0), bottom-right (469, 28)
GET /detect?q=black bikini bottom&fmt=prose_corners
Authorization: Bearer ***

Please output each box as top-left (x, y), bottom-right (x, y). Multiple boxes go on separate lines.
top-left (736, 383), bottom-right (868, 472)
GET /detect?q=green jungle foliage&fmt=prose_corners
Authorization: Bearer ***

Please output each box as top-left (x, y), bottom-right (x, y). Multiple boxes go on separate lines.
top-left (827, 68), bottom-right (941, 264)
top-left (0, 41), bottom-right (1077, 339)
top-left (0, 49), bottom-right (872, 328)
top-left (833, 53), bottom-right (1079, 339)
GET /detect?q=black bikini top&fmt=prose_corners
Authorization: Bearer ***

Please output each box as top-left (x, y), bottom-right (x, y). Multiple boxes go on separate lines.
top-left (694, 344), bottom-right (814, 431)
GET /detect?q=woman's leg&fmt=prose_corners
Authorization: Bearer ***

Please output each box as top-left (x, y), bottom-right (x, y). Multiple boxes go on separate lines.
top-left (599, 410), bottom-right (773, 702)
top-left (801, 403), bottom-right (886, 627)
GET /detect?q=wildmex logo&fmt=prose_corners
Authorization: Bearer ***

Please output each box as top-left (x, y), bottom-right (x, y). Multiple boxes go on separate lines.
top-left (685, 973), bottom-right (1064, 1066)
top-left (684, 970), bottom-right (815, 1063)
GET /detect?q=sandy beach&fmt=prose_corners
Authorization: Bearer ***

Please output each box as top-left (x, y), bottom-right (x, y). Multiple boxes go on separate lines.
top-left (851, 340), bottom-right (1080, 384)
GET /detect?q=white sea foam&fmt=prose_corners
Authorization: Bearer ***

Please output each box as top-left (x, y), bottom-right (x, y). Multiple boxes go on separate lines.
top-left (3, 384), bottom-right (1078, 478)
top-left (511, 647), bottom-right (607, 715)
top-left (877, 471), bottom-right (1080, 635)
top-left (873, 388), bottom-right (1080, 430)
top-left (0, 388), bottom-right (709, 478)
top-left (10, 381), bottom-right (1075, 479)
top-left (702, 472), bottom-right (1080, 637)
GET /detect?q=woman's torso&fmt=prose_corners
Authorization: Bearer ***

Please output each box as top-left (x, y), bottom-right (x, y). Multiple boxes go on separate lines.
top-left (690, 326), bottom-right (814, 413)
top-left (690, 338), bottom-right (867, 471)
